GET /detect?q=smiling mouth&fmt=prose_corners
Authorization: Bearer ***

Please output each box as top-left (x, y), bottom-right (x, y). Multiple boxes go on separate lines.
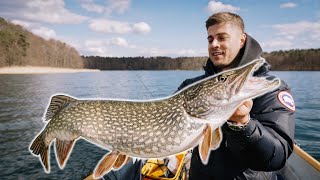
top-left (212, 51), bottom-right (224, 56)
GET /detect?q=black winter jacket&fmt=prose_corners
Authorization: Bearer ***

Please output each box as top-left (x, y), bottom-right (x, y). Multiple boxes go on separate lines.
top-left (178, 35), bottom-right (295, 180)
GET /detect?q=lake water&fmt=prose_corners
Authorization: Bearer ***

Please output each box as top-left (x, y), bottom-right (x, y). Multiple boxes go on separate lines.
top-left (0, 71), bottom-right (319, 179)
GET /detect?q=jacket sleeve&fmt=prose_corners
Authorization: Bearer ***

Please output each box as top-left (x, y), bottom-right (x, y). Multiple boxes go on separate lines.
top-left (222, 80), bottom-right (295, 171)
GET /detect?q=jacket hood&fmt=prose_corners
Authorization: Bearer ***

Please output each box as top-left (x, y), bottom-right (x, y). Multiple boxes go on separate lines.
top-left (203, 34), bottom-right (269, 76)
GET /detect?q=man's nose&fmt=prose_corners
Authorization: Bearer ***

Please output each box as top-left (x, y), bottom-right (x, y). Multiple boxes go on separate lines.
top-left (210, 39), bottom-right (220, 48)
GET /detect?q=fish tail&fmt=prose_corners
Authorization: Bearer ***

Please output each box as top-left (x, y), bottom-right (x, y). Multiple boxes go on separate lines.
top-left (29, 132), bottom-right (51, 173)
top-left (55, 138), bottom-right (77, 169)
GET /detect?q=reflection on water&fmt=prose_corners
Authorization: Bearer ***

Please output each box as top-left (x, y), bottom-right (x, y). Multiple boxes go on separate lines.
top-left (272, 71), bottom-right (320, 157)
top-left (0, 71), bottom-right (319, 179)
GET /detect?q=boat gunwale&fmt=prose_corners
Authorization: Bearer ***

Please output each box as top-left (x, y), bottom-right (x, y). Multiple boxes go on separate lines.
top-left (293, 144), bottom-right (320, 171)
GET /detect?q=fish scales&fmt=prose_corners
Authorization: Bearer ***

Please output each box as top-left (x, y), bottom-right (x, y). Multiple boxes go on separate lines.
top-left (44, 97), bottom-right (204, 157)
top-left (29, 58), bottom-right (281, 177)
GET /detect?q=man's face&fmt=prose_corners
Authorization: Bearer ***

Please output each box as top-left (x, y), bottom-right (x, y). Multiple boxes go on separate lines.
top-left (207, 22), bottom-right (246, 70)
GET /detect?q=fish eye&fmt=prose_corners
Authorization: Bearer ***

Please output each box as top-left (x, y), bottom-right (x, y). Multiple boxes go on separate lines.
top-left (218, 75), bottom-right (227, 82)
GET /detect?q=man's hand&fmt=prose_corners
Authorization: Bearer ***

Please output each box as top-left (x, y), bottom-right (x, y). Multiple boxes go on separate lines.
top-left (229, 99), bottom-right (253, 125)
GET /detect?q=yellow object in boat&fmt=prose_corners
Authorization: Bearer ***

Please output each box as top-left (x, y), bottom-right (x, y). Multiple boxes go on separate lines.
top-left (141, 152), bottom-right (188, 180)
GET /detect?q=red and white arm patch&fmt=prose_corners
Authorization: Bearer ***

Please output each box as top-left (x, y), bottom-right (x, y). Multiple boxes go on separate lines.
top-left (277, 91), bottom-right (295, 111)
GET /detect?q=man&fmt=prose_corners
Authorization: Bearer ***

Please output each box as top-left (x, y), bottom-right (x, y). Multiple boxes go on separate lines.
top-left (177, 12), bottom-right (295, 179)
top-left (96, 12), bottom-right (295, 180)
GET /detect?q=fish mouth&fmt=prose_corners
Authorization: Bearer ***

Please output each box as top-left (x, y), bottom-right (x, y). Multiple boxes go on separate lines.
top-left (227, 58), bottom-right (265, 96)
top-left (242, 76), bottom-right (280, 99)
top-left (229, 58), bottom-right (281, 100)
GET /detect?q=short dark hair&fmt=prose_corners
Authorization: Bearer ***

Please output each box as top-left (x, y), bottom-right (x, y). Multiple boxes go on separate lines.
top-left (205, 12), bottom-right (245, 32)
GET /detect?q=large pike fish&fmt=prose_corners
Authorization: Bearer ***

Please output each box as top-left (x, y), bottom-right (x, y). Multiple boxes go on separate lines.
top-left (30, 58), bottom-right (280, 179)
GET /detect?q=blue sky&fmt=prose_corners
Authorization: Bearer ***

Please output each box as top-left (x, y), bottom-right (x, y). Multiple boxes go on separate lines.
top-left (0, 0), bottom-right (319, 57)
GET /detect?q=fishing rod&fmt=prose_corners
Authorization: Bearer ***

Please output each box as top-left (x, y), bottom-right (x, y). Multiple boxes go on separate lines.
top-left (128, 64), bottom-right (155, 99)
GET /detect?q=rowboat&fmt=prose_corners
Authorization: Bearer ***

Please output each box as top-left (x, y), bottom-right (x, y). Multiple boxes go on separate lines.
top-left (278, 144), bottom-right (320, 180)
top-left (84, 144), bottom-right (320, 180)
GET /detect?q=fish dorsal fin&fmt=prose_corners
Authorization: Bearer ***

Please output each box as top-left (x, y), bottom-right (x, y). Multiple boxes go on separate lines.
top-left (198, 124), bottom-right (212, 165)
top-left (45, 95), bottom-right (76, 121)
top-left (55, 139), bottom-right (77, 169)
top-left (211, 127), bottom-right (222, 150)
top-left (113, 154), bottom-right (129, 169)
top-left (93, 151), bottom-right (120, 179)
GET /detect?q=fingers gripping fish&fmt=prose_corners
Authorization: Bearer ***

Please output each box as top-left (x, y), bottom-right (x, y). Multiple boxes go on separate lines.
top-left (29, 58), bottom-right (280, 179)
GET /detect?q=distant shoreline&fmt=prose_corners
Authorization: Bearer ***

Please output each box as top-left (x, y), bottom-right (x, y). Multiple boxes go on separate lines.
top-left (0, 66), bottom-right (100, 74)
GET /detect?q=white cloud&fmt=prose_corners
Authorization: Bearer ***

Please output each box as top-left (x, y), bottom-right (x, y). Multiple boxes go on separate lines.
top-left (89, 19), bottom-right (131, 34)
top-left (138, 47), bottom-right (207, 57)
top-left (31, 27), bottom-right (57, 40)
top-left (11, 20), bottom-right (57, 40)
top-left (110, 37), bottom-right (129, 47)
top-left (89, 19), bottom-right (151, 34)
top-left (79, 0), bottom-right (131, 15)
top-left (175, 48), bottom-right (207, 57)
top-left (207, 1), bottom-right (240, 14)
top-left (176, 49), bottom-right (202, 56)
top-left (133, 22), bottom-right (151, 34)
top-left (80, 0), bottom-right (104, 13)
top-left (262, 39), bottom-right (293, 50)
top-left (84, 40), bottom-right (109, 56)
top-left (0, 0), bottom-right (88, 24)
top-left (85, 40), bottom-right (106, 47)
top-left (272, 21), bottom-right (320, 39)
top-left (262, 20), bottom-right (320, 51)
top-left (81, 38), bottom-right (207, 57)
top-left (108, 0), bottom-right (131, 14)
top-left (82, 37), bottom-right (135, 56)
top-left (280, 2), bottom-right (297, 8)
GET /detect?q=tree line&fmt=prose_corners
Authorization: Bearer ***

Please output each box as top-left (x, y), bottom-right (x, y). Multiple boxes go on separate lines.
top-left (82, 56), bottom-right (208, 70)
top-left (262, 49), bottom-right (320, 71)
top-left (0, 17), bottom-right (84, 68)
top-left (1, 17), bottom-right (319, 71)
top-left (83, 48), bottom-right (320, 71)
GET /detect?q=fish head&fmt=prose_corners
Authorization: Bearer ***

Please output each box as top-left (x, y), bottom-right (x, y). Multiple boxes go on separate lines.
top-left (223, 58), bottom-right (281, 104)
top-left (183, 58), bottom-right (280, 119)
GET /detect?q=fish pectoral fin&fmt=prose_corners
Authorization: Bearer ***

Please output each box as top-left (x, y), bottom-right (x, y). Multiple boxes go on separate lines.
top-left (45, 94), bottom-right (76, 121)
top-left (113, 154), bottom-right (129, 169)
top-left (198, 124), bottom-right (212, 165)
top-left (93, 151), bottom-right (120, 179)
top-left (85, 156), bottom-right (131, 180)
top-left (124, 156), bottom-right (132, 164)
top-left (29, 132), bottom-right (50, 173)
top-left (55, 139), bottom-right (76, 169)
top-left (211, 127), bottom-right (222, 150)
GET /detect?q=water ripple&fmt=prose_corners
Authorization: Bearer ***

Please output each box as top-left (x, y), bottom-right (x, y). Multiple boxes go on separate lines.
top-left (0, 71), bottom-right (319, 179)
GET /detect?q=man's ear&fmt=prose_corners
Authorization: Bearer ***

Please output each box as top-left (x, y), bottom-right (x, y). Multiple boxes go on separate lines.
top-left (240, 33), bottom-right (246, 48)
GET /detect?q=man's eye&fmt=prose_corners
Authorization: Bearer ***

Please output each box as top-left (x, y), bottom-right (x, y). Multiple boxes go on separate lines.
top-left (218, 36), bottom-right (227, 41)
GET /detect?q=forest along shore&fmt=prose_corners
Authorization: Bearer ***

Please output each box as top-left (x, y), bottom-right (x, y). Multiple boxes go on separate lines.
top-left (0, 66), bottom-right (100, 74)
